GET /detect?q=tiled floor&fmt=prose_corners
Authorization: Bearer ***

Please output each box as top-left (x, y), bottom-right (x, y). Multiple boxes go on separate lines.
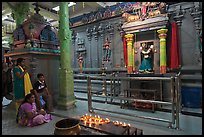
top-left (2, 97), bottom-right (202, 135)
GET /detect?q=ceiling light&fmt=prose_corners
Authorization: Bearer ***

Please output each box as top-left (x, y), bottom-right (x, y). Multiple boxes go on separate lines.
top-left (2, 41), bottom-right (9, 44)
top-left (2, 16), bottom-right (9, 21)
top-left (2, 12), bottom-right (12, 21)
top-left (52, 2), bottom-right (76, 11)
top-left (68, 2), bottom-right (76, 7)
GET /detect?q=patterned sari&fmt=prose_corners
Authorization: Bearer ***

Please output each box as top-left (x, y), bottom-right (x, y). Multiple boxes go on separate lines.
top-left (17, 102), bottom-right (52, 127)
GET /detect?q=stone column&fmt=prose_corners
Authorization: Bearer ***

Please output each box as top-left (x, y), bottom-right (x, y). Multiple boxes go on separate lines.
top-left (7, 2), bottom-right (30, 27)
top-left (132, 35), bottom-right (136, 73)
top-left (190, 2), bottom-right (202, 65)
top-left (174, 5), bottom-right (184, 68)
top-left (125, 34), bottom-right (134, 74)
top-left (92, 25), bottom-right (99, 67)
top-left (157, 29), bottom-right (168, 74)
top-left (71, 30), bottom-right (77, 68)
top-left (86, 27), bottom-right (92, 68)
top-left (98, 23), bottom-right (104, 67)
top-left (57, 2), bottom-right (75, 110)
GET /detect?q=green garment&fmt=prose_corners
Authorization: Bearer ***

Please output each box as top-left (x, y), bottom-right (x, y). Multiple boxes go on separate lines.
top-left (13, 66), bottom-right (25, 100)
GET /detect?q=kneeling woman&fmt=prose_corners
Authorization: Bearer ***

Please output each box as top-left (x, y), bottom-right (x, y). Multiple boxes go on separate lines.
top-left (16, 93), bottom-right (52, 127)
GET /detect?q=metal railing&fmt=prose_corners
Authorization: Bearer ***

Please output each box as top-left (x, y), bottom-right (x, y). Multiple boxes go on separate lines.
top-left (74, 73), bottom-right (181, 129)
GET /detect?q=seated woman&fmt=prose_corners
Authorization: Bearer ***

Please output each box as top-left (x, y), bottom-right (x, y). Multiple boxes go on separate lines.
top-left (16, 93), bottom-right (52, 127)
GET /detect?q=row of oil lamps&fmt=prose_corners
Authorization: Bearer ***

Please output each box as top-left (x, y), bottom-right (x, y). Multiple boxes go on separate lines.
top-left (80, 114), bottom-right (131, 127)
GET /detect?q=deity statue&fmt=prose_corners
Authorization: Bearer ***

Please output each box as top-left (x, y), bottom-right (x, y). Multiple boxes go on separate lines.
top-left (138, 43), bottom-right (154, 73)
top-left (103, 38), bottom-right (111, 62)
top-left (140, 2), bottom-right (148, 20)
top-left (77, 53), bottom-right (83, 74)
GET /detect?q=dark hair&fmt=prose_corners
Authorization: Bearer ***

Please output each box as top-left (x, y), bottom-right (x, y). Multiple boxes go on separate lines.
top-left (21, 93), bottom-right (34, 104)
top-left (16, 58), bottom-right (25, 66)
top-left (37, 73), bottom-right (44, 78)
top-left (16, 93), bottom-right (34, 123)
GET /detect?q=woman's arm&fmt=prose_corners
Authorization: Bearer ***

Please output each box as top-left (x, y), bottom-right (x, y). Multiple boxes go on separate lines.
top-left (26, 112), bottom-right (37, 119)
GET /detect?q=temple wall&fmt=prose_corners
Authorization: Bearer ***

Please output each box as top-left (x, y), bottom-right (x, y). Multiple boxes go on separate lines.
top-left (5, 2), bottom-right (202, 105)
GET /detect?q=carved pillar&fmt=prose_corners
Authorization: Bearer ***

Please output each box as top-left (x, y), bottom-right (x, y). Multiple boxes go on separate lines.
top-left (125, 34), bottom-right (134, 74)
top-left (98, 23), bottom-right (104, 67)
top-left (71, 30), bottom-right (77, 68)
top-left (117, 21), bottom-right (125, 67)
top-left (190, 2), bottom-right (202, 34)
top-left (190, 2), bottom-right (202, 64)
top-left (58, 2), bottom-right (75, 110)
top-left (7, 2), bottom-right (30, 27)
top-left (86, 27), bottom-right (92, 68)
top-left (132, 34), bottom-right (135, 73)
top-left (93, 25), bottom-right (99, 67)
top-left (173, 5), bottom-right (184, 67)
top-left (157, 29), bottom-right (168, 74)
top-left (107, 23), bottom-right (114, 67)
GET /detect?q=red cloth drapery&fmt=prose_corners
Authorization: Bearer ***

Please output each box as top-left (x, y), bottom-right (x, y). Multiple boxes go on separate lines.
top-left (123, 36), bottom-right (127, 67)
top-left (169, 21), bottom-right (180, 69)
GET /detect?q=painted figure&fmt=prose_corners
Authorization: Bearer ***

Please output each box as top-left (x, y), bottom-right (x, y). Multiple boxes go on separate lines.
top-left (139, 43), bottom-right (154, 73)
top-left (103, 38), bottom-right (111, 62)
top-left (78, 54), bottom-right (83, 74)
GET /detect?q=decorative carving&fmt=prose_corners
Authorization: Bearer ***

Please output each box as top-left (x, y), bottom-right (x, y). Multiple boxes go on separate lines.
top-left (71, 30), bottom-right (77, 41)
top-left (95, 10), bottom-right (103, 21)
top-left (190, 2), bottom-right (202, 33)
top-left (86, 27), bottom-right (92, 41)
top-left (40, 25), bottom-right (59, 49)
top-left (117, 21), bottom-right (125, 37)
top-left (124, 2), bottom-right (167, 22)
top-left (123, 2), bottom-right (133, 12)
top-left (98, 23), bottom-right (104, 37)
top-left (76, 38), bottom-right (86, 54)
top-left (82, 14), bottom-right (89, 24)
top-left (92, 25), bottom-right (98, 41)
top-left (103, 38), bottom-right (111, 62)
top-left (115, 3), bottom-right (123, 15)
top-left (106, 23), bottom-right (114, 36)
top-left (103, 7), bottom-right (112, 18)
top-left (159, 2), bottom-right (167, 14)
top-left (122, 12), bottom-right (140, 22)
top-left (173, 5), bottom-right (184, 28)
top-left (88, 12), bottom-right (96, 23)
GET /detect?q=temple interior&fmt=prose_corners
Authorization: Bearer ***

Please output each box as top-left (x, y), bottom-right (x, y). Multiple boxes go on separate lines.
top-left (2, 2), bottom-right (202, 135)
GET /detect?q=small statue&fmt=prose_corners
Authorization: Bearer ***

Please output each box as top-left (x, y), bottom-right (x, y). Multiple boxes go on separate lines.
top-left (138, 43), bottom-right (154, 73)
top-left (122, 12), bottom-right (140, 22)
top-left (159, 2), bottom-right (166, 14)
top-left (140, 2), bottom-right (148, 20)
top-left (103, 38), bottom-right (111, 62)
top-left (77, 53), bottom-right (83, 74)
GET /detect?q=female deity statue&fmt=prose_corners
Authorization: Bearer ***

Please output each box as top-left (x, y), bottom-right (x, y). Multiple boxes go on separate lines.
top-left (77, 54), bottom-right (83, 74)
top-left (103, 38), bottom-right (111, 62)
top-left (138, 43), bottom-right (154, 73)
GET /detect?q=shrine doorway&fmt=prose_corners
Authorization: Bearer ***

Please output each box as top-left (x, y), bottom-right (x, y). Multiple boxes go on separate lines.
top-left (134, 30), bottom-right (160, 74)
